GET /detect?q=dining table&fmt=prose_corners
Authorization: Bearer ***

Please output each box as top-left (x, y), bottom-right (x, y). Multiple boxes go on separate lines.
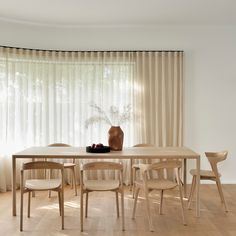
top-left (12, 146), bottom-right (200, 217)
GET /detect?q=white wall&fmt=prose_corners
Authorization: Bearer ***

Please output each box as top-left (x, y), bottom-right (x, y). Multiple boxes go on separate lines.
top-left (1, 21), bottom-right (236, 183)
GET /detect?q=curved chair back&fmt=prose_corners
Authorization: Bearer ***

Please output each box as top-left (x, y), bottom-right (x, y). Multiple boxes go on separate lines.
top-left (133, 144), bottom-right (154, 147)
top-left (48, 143), bottom-right (74, 162)
top-left (205, 151), bottom-right (228, 164)
top-left (23, 161), bottom-right (64, 171)
top-left (82, 161), bottom-right (123, 171)
top-left (205, 151), bottom-right (228, 178)
top-left (139, 160), bottom-right (182, 185)
top-left (48, 143), bottom-right (71, 147)
top-left (149, 160), bottom-right (182, 171)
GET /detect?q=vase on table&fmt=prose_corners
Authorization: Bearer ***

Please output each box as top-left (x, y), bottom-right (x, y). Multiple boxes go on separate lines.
top-left (108, 126), bottom-right (124, 151)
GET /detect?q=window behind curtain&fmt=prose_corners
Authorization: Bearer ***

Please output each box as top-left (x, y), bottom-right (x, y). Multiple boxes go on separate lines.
top-left (0, 50), bottom-right (135, 154)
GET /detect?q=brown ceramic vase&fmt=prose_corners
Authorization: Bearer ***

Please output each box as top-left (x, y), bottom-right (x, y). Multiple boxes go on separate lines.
top-left (108, 126), bottom-right (124, 151)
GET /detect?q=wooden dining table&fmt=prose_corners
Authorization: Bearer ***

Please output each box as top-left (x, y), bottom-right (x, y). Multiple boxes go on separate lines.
top-left (12, 146), bottom-right (200, 217)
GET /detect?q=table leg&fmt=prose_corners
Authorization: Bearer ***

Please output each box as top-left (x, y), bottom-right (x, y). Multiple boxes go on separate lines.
top-left (196, 156), bottom-right (200, 217)
top-left (12, 156), bottom-right (16, 216)
top-left (183, 159), bottom-right (187, 197)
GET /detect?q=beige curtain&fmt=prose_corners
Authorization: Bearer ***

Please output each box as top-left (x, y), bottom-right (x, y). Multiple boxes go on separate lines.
top-left (131, 52), bottom-right (183, 180)
top-left (133, 51), bottom-right (183, 146)
top-left (0, 47), bottom-right (183, 191)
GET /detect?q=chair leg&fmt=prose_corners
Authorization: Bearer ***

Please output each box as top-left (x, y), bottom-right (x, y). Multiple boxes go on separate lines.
top-left (61, 190), bottom-right (64, 230)
top-left (132, 187), bottom-right (140, 219)
top-left (188, 175), bottom-right (196, 209)
top-left (183, 159), bottom-right (187, 197)
top-left (178, 182), bottom-right (187, 225)
top-left (28, 191), bottom-right (31, 218)
top-left (116, 191), bottom-right (119, 217)
top-left (68, 168), bottom-right (73, 189)
top-left (159, 190), bottom-right (164, 215)
top-left (121, 188), bottom-right (125, 231)
top-left (72, 167), bottom-right (78, 196)
top-left (215, 178), bottom-right (228, 212)
top-left (132, 168), bottom-right (138, 198)
top-left (58, 192), bottom-right (62, 216)
top-left (85, 192), bottom-right (89, 218)
top-left (48, 169), bottom-right (52, 198)
top-left (20, 189), bottom-right (24, 231)
top-left (144, 187), bottom-right (154, 232)
top-left (80, 191), bottom-right (84, 232)
top-left (77, 161), bottom-right (81, 185)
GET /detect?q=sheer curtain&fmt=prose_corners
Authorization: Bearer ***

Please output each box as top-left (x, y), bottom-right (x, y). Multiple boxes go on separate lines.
top-left (0, 47), bottom-right (183, 191)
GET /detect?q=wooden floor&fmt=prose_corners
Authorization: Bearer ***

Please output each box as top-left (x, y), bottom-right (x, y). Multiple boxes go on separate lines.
top-left (0, 185), bottom-right (236, 236)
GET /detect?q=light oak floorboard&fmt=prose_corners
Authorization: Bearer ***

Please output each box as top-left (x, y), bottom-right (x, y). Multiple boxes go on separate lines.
top-left (0, 185), bottom-right (236, 236)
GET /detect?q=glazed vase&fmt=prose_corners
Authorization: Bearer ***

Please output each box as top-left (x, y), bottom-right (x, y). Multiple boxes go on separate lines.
top-left (108, 126), bottom-right (124, 151)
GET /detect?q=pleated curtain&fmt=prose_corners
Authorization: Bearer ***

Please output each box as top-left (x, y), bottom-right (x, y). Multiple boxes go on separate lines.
top-left (0, 47), bottom-right (183, 191)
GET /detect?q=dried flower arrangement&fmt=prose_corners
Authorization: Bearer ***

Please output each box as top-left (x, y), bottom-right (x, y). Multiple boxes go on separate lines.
top-left (85, 103), bottom-right (132, 128)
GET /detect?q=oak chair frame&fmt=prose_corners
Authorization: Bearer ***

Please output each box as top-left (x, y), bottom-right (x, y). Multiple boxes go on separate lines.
top-left (188, 151), bottom-right (228, 212)
top-left (132, 160), bottom-right (187, 231)
top-left (80, 161), bottom-right (124, 232)
top-left (47, 143), bottom-right (77, 196)
top-left (131, 144), bottom-right (155, 197)
top-left (20, 161), bottom-right (64, 231)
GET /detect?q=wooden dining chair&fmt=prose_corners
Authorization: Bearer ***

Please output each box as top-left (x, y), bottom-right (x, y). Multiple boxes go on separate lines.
top-left (131, 144), bottom-right (155, 197)
top-left (132, 160), bottom-right (186, 231)
top-left (188, 150), bottom-right (228, 212)
top-left (20, 161), bottom-right (64, 231)
top-left (48, 143), bottom-right (78, 196)
top-left (80, 161), bottom-right (124, 232)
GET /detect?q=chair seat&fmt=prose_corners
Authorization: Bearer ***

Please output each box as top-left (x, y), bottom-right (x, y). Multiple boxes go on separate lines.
top-left (64, 163), bottom-right (76, 168)
top-left (25, 179), bottom-right (61, 190)
top-left (84, 180), bottom-right (120, 191)
top-left (135, 179), bottom-right (177, 190)
top-left (190, 169), bottom-right (221, 178)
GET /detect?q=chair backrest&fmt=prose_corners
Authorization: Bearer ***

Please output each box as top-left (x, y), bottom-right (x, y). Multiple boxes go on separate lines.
top-left (205, 151), bottom-right (228, 164)
top-left (80, 161), bottom-right (123, 184)
top-left (133, 143), bottom-right (154, 147)
top-left (48, 143), bottom-right (71, 147)
top-left (21, 161), bottom-right (64, 188)
top-left (139, 160), bottom-right (182, 184)
top-left (133, 143), bottom-right (179, 180)
top-left (48, 143), bottom-right (74, 163)
top-left (22, 161), bottom-right (64, 171)
top-left (205, 151), bottom-right (228, 177)
top-left (149, 160), bottom-right (182, 171)
top-left (139, 160), bottom-right (182, 173)
top-left (81, 161), bottom-right (123, 171)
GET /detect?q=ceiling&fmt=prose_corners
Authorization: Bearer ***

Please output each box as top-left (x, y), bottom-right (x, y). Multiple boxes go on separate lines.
top-left (0, 0), bottom-right (235, 27)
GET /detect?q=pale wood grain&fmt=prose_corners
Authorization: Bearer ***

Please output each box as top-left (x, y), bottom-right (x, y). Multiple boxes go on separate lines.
top-left (1, 185), bottom-right (235, 236)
